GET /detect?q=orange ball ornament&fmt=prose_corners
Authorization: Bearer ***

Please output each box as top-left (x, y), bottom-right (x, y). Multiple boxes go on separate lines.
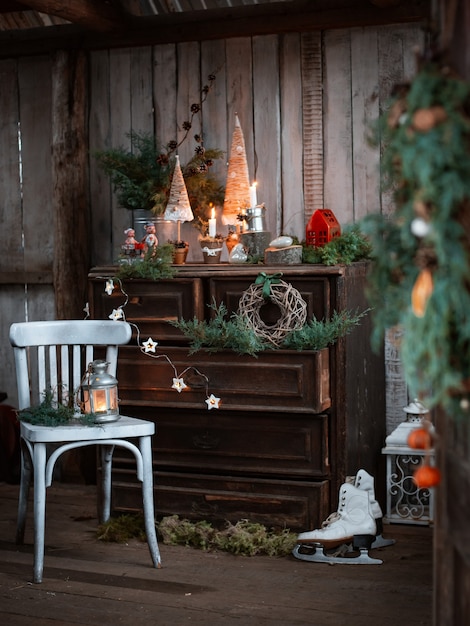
top-left (413, 465), bottom-right (441, 488)
top-left (407, 427), bottom-right (433, 450)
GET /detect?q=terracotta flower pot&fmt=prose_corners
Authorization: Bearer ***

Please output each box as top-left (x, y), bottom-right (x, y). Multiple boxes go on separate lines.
top-left (172, 242), bottom-right (189, 264)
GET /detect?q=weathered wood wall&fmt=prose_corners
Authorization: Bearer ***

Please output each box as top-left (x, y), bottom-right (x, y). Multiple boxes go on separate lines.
top-left (0, 23), bottom-right (424, 415)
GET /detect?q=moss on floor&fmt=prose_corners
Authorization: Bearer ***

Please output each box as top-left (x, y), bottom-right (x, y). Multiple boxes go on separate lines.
top-left (97, 513), bottom-right (298, 557)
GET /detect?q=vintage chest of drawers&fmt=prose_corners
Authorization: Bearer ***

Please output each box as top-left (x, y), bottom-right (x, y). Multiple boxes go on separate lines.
top-left (88, 262), bottom-right (385, 531)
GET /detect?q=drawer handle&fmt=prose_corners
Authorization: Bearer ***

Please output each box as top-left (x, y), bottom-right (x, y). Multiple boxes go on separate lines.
top-left (192, 431), bottom-right (220, 450)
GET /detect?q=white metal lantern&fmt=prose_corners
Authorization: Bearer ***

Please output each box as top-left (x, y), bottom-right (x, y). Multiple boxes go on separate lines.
top-left (81, 360), bottom-right (120, 423)
top-left (382, 400), bottom-right (434, 526)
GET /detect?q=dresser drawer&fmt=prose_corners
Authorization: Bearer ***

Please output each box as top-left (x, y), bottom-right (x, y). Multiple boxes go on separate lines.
top-left (118, 406), bottom-right (329, 478)
top-left (88, 277), bottom-right (204, 343)
top-left (209, 275), bottom-right (331, 321)
top-left (118, 346), bottom-right (330, 414)
top-left (111, 469), bottom-right (330, 531)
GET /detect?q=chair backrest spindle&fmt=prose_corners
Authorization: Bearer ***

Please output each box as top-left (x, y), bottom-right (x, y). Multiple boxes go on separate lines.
top-left (10, 320), bottom-right (132, 411)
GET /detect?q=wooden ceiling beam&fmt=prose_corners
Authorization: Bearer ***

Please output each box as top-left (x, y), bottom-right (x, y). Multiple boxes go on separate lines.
top-left (10, 0), bottom-right (127, 32)
top-left (0, 0), bottom-right (431, 59)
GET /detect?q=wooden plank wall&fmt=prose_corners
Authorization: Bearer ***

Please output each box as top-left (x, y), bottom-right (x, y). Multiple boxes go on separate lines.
top-left (0, 23), bottom-right (424, 413)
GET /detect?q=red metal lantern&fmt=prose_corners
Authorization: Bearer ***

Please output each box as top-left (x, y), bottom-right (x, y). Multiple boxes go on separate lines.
top-left (305, 209), bottom-right (341, 247)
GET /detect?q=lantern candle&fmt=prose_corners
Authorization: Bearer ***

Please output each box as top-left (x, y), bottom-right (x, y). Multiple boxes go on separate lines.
top-left (208, 206), bottom-right (217, 238)
top-left (249, 183), bottom-right (257, 208)
top-left (81, 359), bottom-right (120, 423)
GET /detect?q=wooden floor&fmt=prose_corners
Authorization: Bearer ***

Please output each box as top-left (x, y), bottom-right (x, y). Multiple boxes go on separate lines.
top-left (0, 482), bottom-right (433, 625)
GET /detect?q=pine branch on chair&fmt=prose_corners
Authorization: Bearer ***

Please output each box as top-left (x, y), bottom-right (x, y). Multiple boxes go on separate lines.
top-left (17, 390), bottom-right (96, 426)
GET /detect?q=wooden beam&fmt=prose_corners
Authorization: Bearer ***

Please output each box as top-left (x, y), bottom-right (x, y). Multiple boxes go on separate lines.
top-left (51, 49), bottom-right (90, 319)
top-left (0, 271), bottom-right (53, 284)
top-left (0, 1), bottom-right (27, 11)
top-left (12, 0), bottom-right (127, 32)
top-left (0, 0), bottom-right (431, 58)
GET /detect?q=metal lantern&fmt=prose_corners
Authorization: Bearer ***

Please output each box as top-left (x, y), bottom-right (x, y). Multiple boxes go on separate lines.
top-left (382, 400), bottom-right (434, 526)
top-left (81, 360), bottom-right (120, 423)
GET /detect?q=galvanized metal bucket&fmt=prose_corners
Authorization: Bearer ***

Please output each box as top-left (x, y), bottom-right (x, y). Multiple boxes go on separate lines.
top-left (241, 205), bottom-right (267, 232)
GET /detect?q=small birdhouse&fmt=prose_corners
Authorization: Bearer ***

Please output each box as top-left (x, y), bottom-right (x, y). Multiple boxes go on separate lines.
top-left (305, 209), bottom-right (341, 247)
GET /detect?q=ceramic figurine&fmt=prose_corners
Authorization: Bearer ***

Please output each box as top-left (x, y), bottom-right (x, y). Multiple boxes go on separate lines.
top-left (122, 227), bottom-right (139, 259)
top-left (124, 228), bottom-right (137, 246)
top-left (229, 242), bottom-right (248, 264)
top-left (142, 222), bottom-right (158, 255)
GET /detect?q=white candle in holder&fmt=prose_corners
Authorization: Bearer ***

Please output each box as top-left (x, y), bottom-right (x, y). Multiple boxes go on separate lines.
top-left (208, 206), bottom-right (217, 238)
top-left (249, 182), bottom-right (257, 207)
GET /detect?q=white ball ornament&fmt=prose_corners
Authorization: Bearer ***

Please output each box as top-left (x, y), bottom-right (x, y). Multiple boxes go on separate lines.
top-left (411, 218), bottom-right (431, 238)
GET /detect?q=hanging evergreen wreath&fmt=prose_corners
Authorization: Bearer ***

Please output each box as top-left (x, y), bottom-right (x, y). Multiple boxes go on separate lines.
top-left (362, 59), bottom-right (470, 417)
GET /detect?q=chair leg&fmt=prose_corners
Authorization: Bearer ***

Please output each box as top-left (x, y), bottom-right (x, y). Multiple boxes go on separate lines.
top-left (32, 442), bottom-right (47, 584)
top-left (98, 445), bottom-right (115, 524)
top-left (16, 441), bottom-right (32, 545)
top-left (139, 435), bottom-right (161, 568)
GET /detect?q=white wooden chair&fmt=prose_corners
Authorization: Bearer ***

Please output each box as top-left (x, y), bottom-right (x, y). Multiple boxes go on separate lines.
top-left (9, 319), bottom-right (161, 583)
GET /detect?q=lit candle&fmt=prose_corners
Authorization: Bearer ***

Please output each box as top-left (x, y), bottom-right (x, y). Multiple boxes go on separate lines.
top-left (249, 182), bottom-right (257, 207)
top-left (208, 206), bottom-right (217, 238)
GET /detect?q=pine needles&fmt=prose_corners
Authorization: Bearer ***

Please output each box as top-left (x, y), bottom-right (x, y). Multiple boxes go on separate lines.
top-left (117, 243), bottom-right (177, 281)
top-left (94, 132), bottom-right (170, 212)
top-left (283, 309), bottom-right (369, 351)
top-left (302, 225), bottom-right (372, 265)
top-left (362, 60), bottom-right (470, 414)
top-left (17, 390), bottom-right (96, 426)
top-left (170, 300), bottom-right (367, 355)
top-left (169, 301), bottom-right (266, 356)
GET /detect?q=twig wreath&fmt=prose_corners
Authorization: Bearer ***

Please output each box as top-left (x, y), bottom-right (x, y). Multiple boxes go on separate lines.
top-left (237, 273), bottom-right (307, 347)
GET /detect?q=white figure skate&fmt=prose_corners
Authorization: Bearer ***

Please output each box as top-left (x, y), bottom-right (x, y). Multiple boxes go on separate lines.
top-left (351, 469), bottom-right (395, 549)
top-left (292, 471), bottom-right (393, 564)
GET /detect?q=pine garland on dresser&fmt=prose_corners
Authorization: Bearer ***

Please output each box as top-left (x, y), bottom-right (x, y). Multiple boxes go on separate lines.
top-left (362, 59), bottom-right (470, 416)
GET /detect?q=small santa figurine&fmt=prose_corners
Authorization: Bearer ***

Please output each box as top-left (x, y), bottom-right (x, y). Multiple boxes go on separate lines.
top-left (124, 228), bottom-right (137, 246)
top-left (122, 227), bottom-right (139, 258)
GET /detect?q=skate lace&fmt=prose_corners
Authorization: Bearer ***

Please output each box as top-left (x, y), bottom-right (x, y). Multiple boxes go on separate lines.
top-left (321, 512), bottom-right (341, 528)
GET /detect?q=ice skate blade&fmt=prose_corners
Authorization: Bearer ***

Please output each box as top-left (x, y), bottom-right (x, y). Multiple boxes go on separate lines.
top-left (372, 534), bottom-right (395, 549)
top-left (292, 543), bottom-right (382, 565)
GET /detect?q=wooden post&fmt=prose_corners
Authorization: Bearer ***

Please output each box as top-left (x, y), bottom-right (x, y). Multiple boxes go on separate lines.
top-left (51, 50), bottom-right (89, 319)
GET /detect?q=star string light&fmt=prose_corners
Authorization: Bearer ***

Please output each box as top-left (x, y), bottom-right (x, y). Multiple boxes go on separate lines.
top-left (109, 307), bottom-right (124, 321)
top-left (88, 276), bottom-right (220, 410)
top-left (172, 377), bottom-right (187, 392)
top-left (205, 394), bottom-right (221, 410)
top-left (143, 337), bottom-right (158, 353)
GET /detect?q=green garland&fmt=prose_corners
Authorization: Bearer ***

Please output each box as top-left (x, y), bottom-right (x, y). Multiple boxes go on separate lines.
top-left (302, 224), bottom-right (372, 265)
top-left (170, 300), bottom-right (367, 356)
top-left (362, 61), bottom-right (470, 416)
top-left (18, 390), bottom-right (96, 426)
top-left (117, 243), bottom-right (177, 280)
